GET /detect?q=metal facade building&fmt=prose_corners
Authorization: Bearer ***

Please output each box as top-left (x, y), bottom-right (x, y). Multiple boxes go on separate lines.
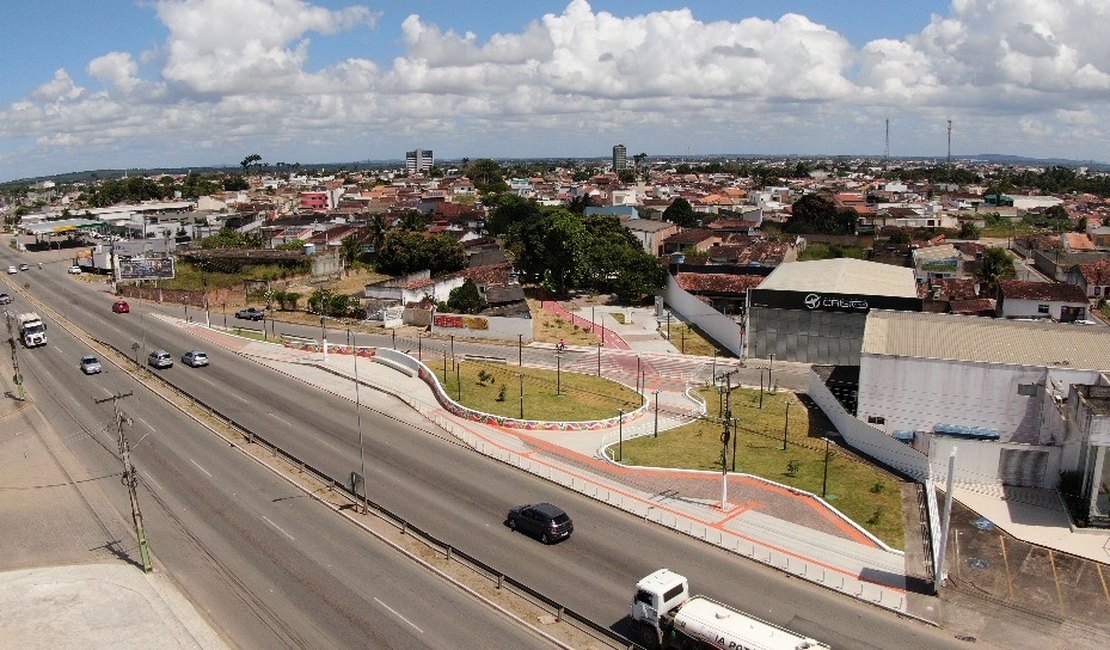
top-left (745, 259), bottom-right (920, 364)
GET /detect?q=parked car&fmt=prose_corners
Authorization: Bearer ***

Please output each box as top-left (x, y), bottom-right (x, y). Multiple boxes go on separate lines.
top-left (68, 265), bottom-right (82, 275)
top-left (6, 266), bottom-right (16, 274)
top-left (79, 355), bottom-right (102, 375)
top-left (181, 350), bottom-right (209, 367)
top-left (112, 300), bottom-right (130, 314)
top-left (0, 293), bottom-right (11, 305)
top-left (18, 263), bottom-right (29, 272)
top-left (235, 306), bottom-right (266, 321)
top-left (147, 349), bottom-right (173, 369)
top-left (506, 503), bottom-right (574, 544)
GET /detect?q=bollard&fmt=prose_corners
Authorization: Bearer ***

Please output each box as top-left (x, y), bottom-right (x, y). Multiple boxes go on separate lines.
top-left (497, 575), bottom-right (503, 589)
top-left (401, 521), bottom-right (407, 535)
top-left (557, 607), bottom-right (564, 622)
top-left (446, 546), bottom-right (452, 562)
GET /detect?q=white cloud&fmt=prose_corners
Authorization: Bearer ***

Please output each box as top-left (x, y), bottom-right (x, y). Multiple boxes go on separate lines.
top-left (89, 52), bottom-right (141, 93)
top-left (31, 69), bottom-right (85, 103)
top-left (5, 0), bottom-right (1110, 180)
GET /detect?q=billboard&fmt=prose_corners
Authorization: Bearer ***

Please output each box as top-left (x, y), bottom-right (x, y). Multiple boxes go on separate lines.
top-left (118, 256), bottom-right (176, 281)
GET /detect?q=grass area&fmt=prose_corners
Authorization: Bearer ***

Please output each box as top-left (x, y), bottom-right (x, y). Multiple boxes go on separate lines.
top-left (621, 386), bottom-right (905, 547)
top-left (529, 298), bottom-right (602, 346)
top-left (611, 312), bottom-right (627, 324)
top-left (438, 359), bottom-right (641, 421)
top-left (158, 261), bottom-right (255, 290)
top-left (662, 322), bottom-right (735, 358)
top-left (797, 243), bottom-right (871, 261)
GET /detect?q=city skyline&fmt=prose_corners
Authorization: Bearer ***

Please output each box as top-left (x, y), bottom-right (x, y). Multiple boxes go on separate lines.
top-left (2, 0), bottom-right (1108, 182)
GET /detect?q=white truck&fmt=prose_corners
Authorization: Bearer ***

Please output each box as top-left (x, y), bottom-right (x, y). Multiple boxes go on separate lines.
top-left (630, 569), bottom-right (830, 650)
top-left (17, 312), bottom-right (47, 347)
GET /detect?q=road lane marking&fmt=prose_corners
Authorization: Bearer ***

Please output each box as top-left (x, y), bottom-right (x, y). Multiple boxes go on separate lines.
top-left (374, 598), bottom-right (423, 634)
top-left (268, 412), bottom-right (292, 427)
top-left (143, 473), bottom-right (164, 492)
top-left (136, 416), bottom-right (154, 431)
top-left (189, 459), bottom-right (213, 478)
top-left (262, 516), bottom-right (295, 541)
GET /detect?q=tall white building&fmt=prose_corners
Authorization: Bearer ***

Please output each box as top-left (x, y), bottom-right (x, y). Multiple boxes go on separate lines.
top-left (612, 144), bottom-right (627, 172)
top-left (405, 149), bottom-right (434, 174)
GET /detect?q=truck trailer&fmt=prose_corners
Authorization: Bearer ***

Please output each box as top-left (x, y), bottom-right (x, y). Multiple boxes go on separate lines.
top-left (630, 569), bottom-right (830, 650)
top-left (17, 312), bottom-right (47, 347)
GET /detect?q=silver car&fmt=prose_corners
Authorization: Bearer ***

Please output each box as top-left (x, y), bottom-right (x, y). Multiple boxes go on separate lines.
top-left (80, 355), bottom-right (102, 375)
top-left (182, 350), bottom-right (209, 367)
top-left (147, 349), bottom-right (173, 369)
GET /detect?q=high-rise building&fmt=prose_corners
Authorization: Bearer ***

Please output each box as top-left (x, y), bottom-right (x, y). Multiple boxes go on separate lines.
top-left (612, 144), bottom-right (627, 172)
top-left (405, 148), bottom-right (434, 174)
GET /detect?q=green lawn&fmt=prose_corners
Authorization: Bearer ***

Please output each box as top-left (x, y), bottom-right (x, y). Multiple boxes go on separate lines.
top-left (662, 322), bottom-right (736, 358)
top-left (439, 360), bottom-right (641, 421)
top-left (621, 386), bottom-right (905, 547)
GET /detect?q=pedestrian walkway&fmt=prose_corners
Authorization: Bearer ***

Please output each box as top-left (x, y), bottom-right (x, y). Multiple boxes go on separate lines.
top-left (165, 315), bottom-right (914, 614)
top-left (540, 300), bottom-right (632, 350)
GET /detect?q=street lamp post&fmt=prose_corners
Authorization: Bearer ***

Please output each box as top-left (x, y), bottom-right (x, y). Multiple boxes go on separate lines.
top-left (782, 400), bottom-right (791, 451)
top-left (597, 341), bottom-right (601, 377)
top-left (352, 330), bottom-right (367, 514)
top-left (654, 390), bottom-right (660, 437)
top-left (518, 334), bottom-right (523, 366)
top-left (556, 353), bottom-right (561, 396)
top-left (519, 373), bottom-right (525, 419)
top-left (759, 369), bottom-right (765, 409)
top-left (618, 409), bottom-right (624, 461)
top-left (450, 335), bottom-right (455, 370)
top-left (320, 316), bottom-right (328, 361)
top-left (821, 437), bottom-right (831, 498)
top-left (456, 361), bottom-right (462, 401)
top-left (768, 354), bottom-right (775, 391)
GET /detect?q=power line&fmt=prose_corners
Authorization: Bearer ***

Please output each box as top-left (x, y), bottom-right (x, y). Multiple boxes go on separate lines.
top-left (94, 390), bottom-right (153, 573)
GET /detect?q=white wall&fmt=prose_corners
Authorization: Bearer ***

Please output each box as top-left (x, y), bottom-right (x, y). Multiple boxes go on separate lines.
top-left (431, 311), bottom-right (533, 343)
top-left (808, 370), bottom-right (930, 481)
top-left (1000, 298), bottom-right (1084, 320)
top-left (858, 355), bottom-right (1050, 442)
top-left (661, 274), bottom-right (743, 356)
top-left (927, 437), bottom-right (1061, 489)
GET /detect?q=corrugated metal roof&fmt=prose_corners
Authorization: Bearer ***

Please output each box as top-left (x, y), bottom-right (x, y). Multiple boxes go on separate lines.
top-left (758, 258), bottom-right (917, 297)
top-left (862, 310), bottom-right (1110, 369)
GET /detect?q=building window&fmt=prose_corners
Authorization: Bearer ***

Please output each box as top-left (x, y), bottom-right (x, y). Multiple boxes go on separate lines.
top-left (867, 416), bottom-right (885, 425)
top-left (1096, 287), bottom-right (1102, 296)
top-left (1037, 304), bottom-right (1049, 314)
top-left (1017, 383), bottom-right (1038, 396)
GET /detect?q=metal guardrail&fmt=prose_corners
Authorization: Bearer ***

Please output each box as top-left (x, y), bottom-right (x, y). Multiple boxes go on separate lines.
top-left (97, 338), bottom-right (637, 650)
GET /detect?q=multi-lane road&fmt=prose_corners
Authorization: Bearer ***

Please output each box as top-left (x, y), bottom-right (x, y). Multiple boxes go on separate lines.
top-left (1, 250), bottom-right (976, 649)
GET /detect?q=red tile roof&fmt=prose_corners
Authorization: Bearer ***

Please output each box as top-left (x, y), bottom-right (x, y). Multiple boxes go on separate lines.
top-left (675, 272), bottom-right (764, 294)
top-left (998, 280), bottom-right (1088, 303)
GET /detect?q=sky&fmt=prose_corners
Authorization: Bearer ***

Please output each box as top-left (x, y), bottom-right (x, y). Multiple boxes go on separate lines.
top-left (2, 0), bottom-right (1108, 182)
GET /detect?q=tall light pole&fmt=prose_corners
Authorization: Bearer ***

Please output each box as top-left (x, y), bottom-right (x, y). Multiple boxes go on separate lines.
top-left (653, 390), bottom-right (660, 437)
top-left (821, 437), bottom-right (831, 499)
top-left (782, 399), bottom-right (792, 451)
top-left (768, 353), bottom-right (775, 391)
top-left (518, 373), bottom-right (525, 419)
top-left (352, 329), bottom-right (367, 514)
top-left (618, 409), bottom-right (624, 461)
top-left (320, 316), bottom-right (328, 361)
top-left (556, 352), bottom-right (562, 396)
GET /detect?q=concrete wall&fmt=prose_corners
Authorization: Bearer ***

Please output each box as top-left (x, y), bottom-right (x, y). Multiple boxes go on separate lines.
top-left (999, 297), bottom-right (1084, 320)
top-left (808, 370), bottom-right (930, 481)
top-left (926, 436), bottom-right (1061, 489)
top-left (748, 307), bottom-right (866, 365)
top-left (858, 355), bottom-right (1101, 445)
top-left (431, 311), bottom-right (533, 343)
top-left (661, 274), bottom-right (742, 356)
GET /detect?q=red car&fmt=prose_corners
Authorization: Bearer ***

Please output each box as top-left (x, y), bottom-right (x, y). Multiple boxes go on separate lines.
top-left (112, 300), bottom-right (130, 314)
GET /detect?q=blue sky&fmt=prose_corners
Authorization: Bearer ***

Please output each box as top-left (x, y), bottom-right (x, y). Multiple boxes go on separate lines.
top-left (2, 1), bottom-right (1107, 181)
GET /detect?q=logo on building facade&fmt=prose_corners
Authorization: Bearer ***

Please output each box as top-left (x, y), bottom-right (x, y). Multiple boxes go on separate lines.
top-left (804, 293), bottom-right (869, 311)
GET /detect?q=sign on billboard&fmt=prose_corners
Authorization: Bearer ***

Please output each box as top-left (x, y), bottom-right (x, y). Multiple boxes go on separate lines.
top-left (118, 256), bottom-right (176, 281)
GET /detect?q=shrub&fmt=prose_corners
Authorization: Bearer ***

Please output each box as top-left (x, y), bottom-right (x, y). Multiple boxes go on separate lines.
top-left (496, 384), bottom-right (507, 402)
top-left (786, 459), bottom-right (800, 477)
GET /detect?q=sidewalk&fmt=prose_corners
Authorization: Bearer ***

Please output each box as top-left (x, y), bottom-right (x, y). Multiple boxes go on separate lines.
top-left (172, 316), bottom-right (915, 615)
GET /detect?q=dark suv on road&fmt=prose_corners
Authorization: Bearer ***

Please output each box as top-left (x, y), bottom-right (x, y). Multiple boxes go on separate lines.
top-left (506, 503), bottom-right (573, 544)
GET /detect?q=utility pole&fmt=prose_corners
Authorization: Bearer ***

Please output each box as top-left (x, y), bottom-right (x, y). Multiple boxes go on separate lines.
top-left (6, 313), bottom-right (25, 401)
top-left (715, 369), bottom-right (740, 508)
top-left (95, 391), bottom-right (152, 573)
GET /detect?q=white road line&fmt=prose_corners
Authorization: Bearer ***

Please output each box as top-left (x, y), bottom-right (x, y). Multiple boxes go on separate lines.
top-left (267, 412), bottom-right (293, 427)
top-left (233, 393), bottom-right (249, 403)
top-left (136, 416), bottom-right (154, 431)
top-left (143, 473), bottom-right (164, 492)
top-left (374, 598), bottom-right (423, 634)
top-left (189, 459), bottom-right (213, 478)
top-left (262, 515), bottom-right (295, 541)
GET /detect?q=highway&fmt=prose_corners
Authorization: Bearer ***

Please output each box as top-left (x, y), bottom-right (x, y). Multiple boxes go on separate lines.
top-left (1, 264), bottom-right (556, 648)
top-left (1, 253), bottom-right (975, 649)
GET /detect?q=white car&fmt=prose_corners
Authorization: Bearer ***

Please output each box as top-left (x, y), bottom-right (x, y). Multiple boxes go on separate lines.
top-left (6, 265), bottom-right (16, 275)
top-left (68, 265), bottom-right (82, 275)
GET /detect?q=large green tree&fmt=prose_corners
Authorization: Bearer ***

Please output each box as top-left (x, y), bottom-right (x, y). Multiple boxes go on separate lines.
top-left (977, 247), bottom-right (1016, 287)
top-left (464, 159), bottom-right (509, 193)
top-left (484, 193), bottom-right (540, 236)
top-left (444, 279), bottom-right (483, 314)
top-left (663, 197), bottom-right (698, 228)
top-left (375, 231), bottom-right (465, 277)
top-left (784, 194), bottom-right (857, 235)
